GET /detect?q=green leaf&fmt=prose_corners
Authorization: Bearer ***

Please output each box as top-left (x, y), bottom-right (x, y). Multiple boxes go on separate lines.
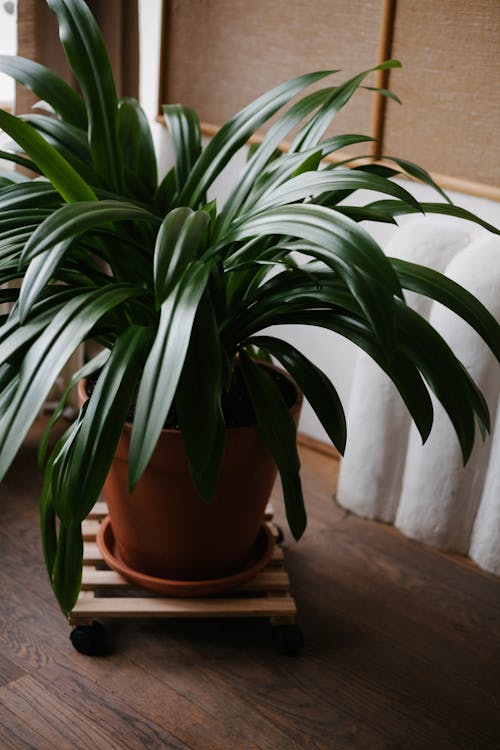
top-left (219, 204), bottom-right (401, 352)
top-left (367, 200), bottom-right (500, 235)
top-left (47, 0), bottom-right (123, 192)
top-left (176, 294), bottom-right (225, 501)
top-left (239, 351), bottom-right (306, 540)
top-left (163, 104), bottom-right (201, 192)
top-left (396, 302), bottom-right (487, 461)
top-left (118, 98), bottom-right (158, 196)
top-left (154, 208), bottom-right (210, 306)
top-left (38, 348), bottom-right (110, 468)
top-left (0, 54), bottom-right (87, 128)
top-left (217, 84), bottom-right (342, 234)
top-left (255, 308), bottom-right (434, 445)
top-left (178, 70), bottom-right (335, 207)
top-left (248, 335), bottom-right (347, 454)
top-left (384, 157), bottom-right (451, 203)
top-left (0, 300), bottom-right (70, 368)
top-left (0, 370), bottom-right (20, 419)
top-left (332, 206), bottom-right (398, 225)
top-left (39, 427), bottom-right (76, 581)
top-left (0, 208), bottom-right (52, 230)
top-left (129, 261), bottom-right (212, 489)
top-left (361, 85), bottom-right (402, 104)
top-left (221, 203), bottom-right (401, 295)
top-left (0, 109), bottom-right (96, 203)
top-left (0, 284), bottom-right (142, 482)
top-left (20, 200), bottom-right (160, 265)
top-left (21, 114), bottom-right (91, 164)
top-left (0, 148), bottom-right (39, 173)
top-left (18, 239), bottom-right (74, 321)
top-left (391, 258), bottom-right (500, 362)
top-left (154, 167), bottom-right (177, 212)
top-left (249, 168), bottom-right (421, 214)
top-left (39, 467), bottom-right (57, 582)
top-left (52, 326), bottom-right (152, 525)
top-left (51, 521), bottom-right (83, 615)
top-left (290, 60), bottom-right (401, 152)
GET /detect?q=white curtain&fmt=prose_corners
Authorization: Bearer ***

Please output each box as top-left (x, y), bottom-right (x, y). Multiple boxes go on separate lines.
top-left (337, 218), bottom-right (500, 575)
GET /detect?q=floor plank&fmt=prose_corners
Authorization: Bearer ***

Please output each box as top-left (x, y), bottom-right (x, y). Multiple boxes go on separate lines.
top-left (1, 419), bottom-right (499, 749)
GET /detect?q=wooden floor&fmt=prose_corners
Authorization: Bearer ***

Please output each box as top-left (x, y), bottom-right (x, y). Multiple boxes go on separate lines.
top-left (1, 422), bottom-right (500, 749)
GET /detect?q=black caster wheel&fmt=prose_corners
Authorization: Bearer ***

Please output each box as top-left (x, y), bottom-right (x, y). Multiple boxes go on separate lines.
top-left (274, 524), bottom-right (285, 545)
top-left (272, 624), bottom-right (304, 655)
top-left (70, 621), bottom-right (107, 656)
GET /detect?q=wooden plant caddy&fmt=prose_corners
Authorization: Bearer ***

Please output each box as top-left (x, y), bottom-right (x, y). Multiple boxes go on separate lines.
top-left (68, 502), bottom-right (303, 656)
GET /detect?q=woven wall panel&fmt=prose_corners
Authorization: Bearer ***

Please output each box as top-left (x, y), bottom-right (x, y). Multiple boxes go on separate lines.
top-left (161, 0), bottom-right (383, 151)
top-left (384, 0), bottom-right (500, 190)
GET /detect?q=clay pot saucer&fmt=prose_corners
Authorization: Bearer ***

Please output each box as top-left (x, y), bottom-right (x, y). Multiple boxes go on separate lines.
top-left (97, 516), bottom-right (275, 597)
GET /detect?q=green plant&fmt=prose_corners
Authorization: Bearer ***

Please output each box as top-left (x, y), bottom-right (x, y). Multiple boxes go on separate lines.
top-left (0, 0), bottom-right (499, 613)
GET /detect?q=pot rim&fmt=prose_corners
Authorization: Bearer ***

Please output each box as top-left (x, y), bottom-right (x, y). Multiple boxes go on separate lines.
top-left (78, 359), bottom-right (303, 435)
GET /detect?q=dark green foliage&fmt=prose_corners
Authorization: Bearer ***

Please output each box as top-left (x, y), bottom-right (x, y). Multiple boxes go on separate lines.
top-left (0, 0), bottom-right (498, 612)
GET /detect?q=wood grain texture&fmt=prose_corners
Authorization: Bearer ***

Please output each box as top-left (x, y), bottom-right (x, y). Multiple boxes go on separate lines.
top-left (384, 0), bottom-right (500, 191)
top-left (1, 417), bottom-right (500, 749)
top-left (161, 0), bottom-right (383, 154)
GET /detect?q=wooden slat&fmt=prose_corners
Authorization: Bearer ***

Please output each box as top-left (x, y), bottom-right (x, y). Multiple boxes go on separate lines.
top-left (86, 501), bottom-right (108, 520)
top-left (81, 520), bottom-right (100, 541)
top-left (69, 594), bottom-right (296, 624)
top-left (82, 542), bottom-right (102, 565)
top-left (81, 567), bottom-right (290, 593)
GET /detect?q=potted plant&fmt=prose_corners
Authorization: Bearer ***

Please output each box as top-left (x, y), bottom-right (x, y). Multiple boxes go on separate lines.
top-left (0, 0), bottom-right (499, 617)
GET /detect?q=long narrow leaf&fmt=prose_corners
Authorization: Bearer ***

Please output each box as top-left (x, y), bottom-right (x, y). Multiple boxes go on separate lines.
top-left (20, 200), bottom-right (160, 265)
top-left (18, 239), bottom-right (74, 321)
top-left (154, 208), bottom-right (210, 306)
top-left (129, 262), bottom-right (212, 489)
top-left (219, 204), bottom-right (401, 351)
top-left (0, 149), bottom-right (39, 173)
top-left (248, 335), bottom-right (347, 454)
top-left (239, 351), bottom-right (306, 540)
top-left (395, 302), bottom-right (489, 460)
top-left (47, 0), bottom-right (123, 191)
top-left (219, 204), bottom-right (402, 296)
top-left (0, 285), bottom-right (142, 481)
top-left (217, 84), bottom-right (343, 234)
top-left (163, 104), bottom-right (201, 193)
top-left (392, 258), bottom-right (500, 362)
top-left (52, 326), bottom-right (152, 525)
top-left (118, 98), bottom-right (158, 196)
top-left (290, 60), bottom-right (401, 152)
top-left (51, 521), bottom-right (83, 615)
top-left (367, 200), bottom-right (500, 235)
top-left (0, 109), bottom-right (96, 203)
top-left (252, 308), bottom-right (435, 445)
top-left (38, 348), bottom-right (110, 467)
top-left (249, 169), bottom-right (421, 214)
top-left (176, 294), bottom-right (225, 500)
top-left (178, 70), bottom-right (334, 207)
top-left (0, 54), bottom-right (87, 128)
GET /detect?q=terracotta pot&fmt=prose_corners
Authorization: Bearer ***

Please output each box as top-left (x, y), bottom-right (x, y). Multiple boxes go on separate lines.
top-left (78, 363), bottom-right (302, 583)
